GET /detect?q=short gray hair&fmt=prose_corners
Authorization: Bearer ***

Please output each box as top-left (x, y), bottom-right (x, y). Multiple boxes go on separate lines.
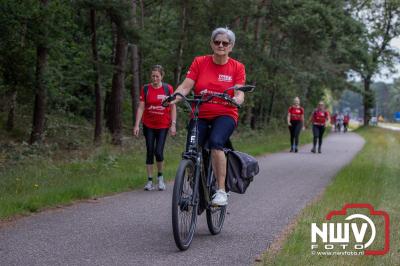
top-left (211, 27), bottom-right (236, 46)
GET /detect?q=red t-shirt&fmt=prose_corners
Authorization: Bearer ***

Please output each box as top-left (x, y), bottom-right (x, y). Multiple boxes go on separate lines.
top-left (312, 109), bottom-right (330, 125)
top-left (344, 115), bottom-right (350, 123)
top-left (140, 84), bottom-right (174, 129)
top-left (331, 114), bottom-right (337, 124)
top-left (186, 55), bottom-right (246, 123)
top-left (288, 106), bottom-right (304, 121)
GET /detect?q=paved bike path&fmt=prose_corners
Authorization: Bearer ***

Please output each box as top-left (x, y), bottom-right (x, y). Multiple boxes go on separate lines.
top-left (0, 133), bottom-right (364, 266)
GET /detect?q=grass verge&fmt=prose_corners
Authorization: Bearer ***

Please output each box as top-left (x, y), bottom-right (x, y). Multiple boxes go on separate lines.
top-left (0, 127), bottom-right (312, 220)
top-left (260, 127), bottom-right (400, 265)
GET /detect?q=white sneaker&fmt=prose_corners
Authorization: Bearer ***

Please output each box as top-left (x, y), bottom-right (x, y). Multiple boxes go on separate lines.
top-left (144, 181), bottom-right (154, 191)
top-left (158, 176), bottom-right (166, 191)
top-left (211, 189), bottom-right (228, 206)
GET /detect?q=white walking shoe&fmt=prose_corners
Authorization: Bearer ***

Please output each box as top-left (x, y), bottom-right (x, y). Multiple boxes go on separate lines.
top-left (158, 176), bottom-right (166, 191)
top-left (144, 181), bottom-right (154, 191)
top-left (211, 189), bottom-right (228, 206)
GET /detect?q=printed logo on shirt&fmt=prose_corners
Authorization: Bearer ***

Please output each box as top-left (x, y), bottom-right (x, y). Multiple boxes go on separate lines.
top-left (147, 105), bottom-right (165, 115)
top-left (157, 95), bottom-right (167, 100)
top-left (148, 105), bottom-right (165, 111)
top-left (218, 74), bottom-right (233, 82)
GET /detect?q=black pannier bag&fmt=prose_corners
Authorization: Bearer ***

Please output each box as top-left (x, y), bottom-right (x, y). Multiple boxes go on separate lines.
top-left (226, 150), bottom-right (259, 194)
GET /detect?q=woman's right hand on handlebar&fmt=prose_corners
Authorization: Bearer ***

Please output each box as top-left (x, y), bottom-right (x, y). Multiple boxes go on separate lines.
top-left (162, 94), bottom-right (180, 106)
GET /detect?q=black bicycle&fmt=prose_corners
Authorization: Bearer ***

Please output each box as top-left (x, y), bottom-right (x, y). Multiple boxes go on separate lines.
top-left (163, 85), bottom-right (255, 250)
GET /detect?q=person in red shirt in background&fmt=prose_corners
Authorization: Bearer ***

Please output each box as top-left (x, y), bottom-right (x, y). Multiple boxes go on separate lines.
top-left (343, 113), bottom-right (350, 133)
top-left (168, 27), bottom-right (246, 206)
top-left (133, 65), bottom-right (177, 191)
top-left (331, 112), bottom-right (337, 132)
top-left (287, 96), bottom-right (304, 153)
top-left (309, 101), bottom-right (330, 153)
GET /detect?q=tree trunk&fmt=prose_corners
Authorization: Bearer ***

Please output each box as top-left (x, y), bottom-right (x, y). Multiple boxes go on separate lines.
top-left (266, 85), bottom-right (276, 124)
top-left (242, 16), bottom-right (249, 32)
top-left (139, 0), bottom-right (145, 28)
top-left (254, 0), bottom-right (267, 44)
top-left (30, 45), bottom-right (48, 144)
top-left (5, 21), bottom-right (28, 131)
top-left (30, 0), bottom-right (48, 144)
top-left (138, 0), bottom-right (145, 86)
top-left (174, 0), bottom-right (188, 86)
top-left (105, 17), bottom-right (118, 131)
top-left (129, 0), bottom-right (140, 126)
top-left (109, 22), bottom-right (128, 145)
top-left (243, 0), bottom-right (266, 129)
top-left (90, 9), bottom-right (102, 144)
top-left (363, 76), bottom-right (373, 126)
top-left (6, 89), bottom-right (17, 131)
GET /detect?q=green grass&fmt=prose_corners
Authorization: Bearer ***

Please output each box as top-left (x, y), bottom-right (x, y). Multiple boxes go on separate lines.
top-left (261, 127), bottom-right (400, 265)
top-left (0, 126), bottom-right (312, 220)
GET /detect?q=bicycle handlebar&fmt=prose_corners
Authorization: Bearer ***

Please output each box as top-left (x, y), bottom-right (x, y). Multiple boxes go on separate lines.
top-left (162, 85), bottom-right (255, 108)
top-left (162, 92), bottom-right (240, 108)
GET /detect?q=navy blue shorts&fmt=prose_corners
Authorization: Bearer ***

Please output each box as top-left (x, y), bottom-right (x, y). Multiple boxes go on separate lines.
top-left (187, 115), bottom-right (236, 150)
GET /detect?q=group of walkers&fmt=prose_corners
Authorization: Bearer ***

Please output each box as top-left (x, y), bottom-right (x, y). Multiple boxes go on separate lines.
top-left (331, 112), bottom-right (350, 133)
top-left (287, 99), bottom-right (330, 154)
top-left (287, 98), bottom-right (352, 154)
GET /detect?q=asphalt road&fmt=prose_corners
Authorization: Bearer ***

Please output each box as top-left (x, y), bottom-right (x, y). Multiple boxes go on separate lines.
top-left (0, 132), bottom-right (364, 266)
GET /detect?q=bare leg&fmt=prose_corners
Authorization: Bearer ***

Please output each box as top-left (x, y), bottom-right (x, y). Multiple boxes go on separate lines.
top-left (146, 164), bottom-right (153, 178)
top-left (211, 149), bottom-right (227, 191)
top-left (156, 161), bottom-right (163, 174)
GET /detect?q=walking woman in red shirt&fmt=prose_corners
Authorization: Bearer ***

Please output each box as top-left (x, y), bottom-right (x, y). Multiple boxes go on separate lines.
top-left (287, 96), bottom-right (304, 153)
top-left (167, 27), bottom-right (246, 206)
top-left (133, 65), bottom-right (177, 191)
top-left (309, 101), bottom-right (330, 153)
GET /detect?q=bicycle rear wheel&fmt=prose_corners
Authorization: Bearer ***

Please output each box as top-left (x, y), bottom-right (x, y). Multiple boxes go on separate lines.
top-left (206, 171), bottom-right (227, 235)
top-left (172, 159), bottom-right (198, 250)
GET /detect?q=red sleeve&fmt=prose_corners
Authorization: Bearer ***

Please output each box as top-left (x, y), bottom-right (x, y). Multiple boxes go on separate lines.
top-left (139, 86), bottom-right (145, 102)
top-left (288, 106), bottom-right (292, 114)
top-left (326, 111), bottom-right (330, 119)
top-left (186, 57), bottom-right (200, 81)
top-left (235, 63), bottom-right (246, 85)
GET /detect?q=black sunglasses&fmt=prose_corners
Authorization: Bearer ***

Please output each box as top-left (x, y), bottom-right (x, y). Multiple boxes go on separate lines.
top-left (213, 40), bottom-right (230, 47)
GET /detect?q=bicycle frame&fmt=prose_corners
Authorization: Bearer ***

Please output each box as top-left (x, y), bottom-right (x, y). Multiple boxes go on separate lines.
top-left (181, 98), bottom-right (209, 208)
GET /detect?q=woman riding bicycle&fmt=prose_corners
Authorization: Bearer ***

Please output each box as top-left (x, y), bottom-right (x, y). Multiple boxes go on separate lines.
top-left (133, 65), bottom-right (177, 191)
top-left (168, 27), bottom-right (246, 206)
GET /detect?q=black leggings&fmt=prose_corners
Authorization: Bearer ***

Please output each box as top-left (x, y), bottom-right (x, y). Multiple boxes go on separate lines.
top-left (312, 125), bottom-right (325, 148)
top-left (288, 120), bottom-right (302, 147)
top-left (143, 125), bottom-right (168, 164)
top-left (343, 122), bottom-right (348, 132)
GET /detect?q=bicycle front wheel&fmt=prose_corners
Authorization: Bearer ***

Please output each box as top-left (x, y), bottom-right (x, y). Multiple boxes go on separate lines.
top-left (172, 159), bottom-right (198, 250)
